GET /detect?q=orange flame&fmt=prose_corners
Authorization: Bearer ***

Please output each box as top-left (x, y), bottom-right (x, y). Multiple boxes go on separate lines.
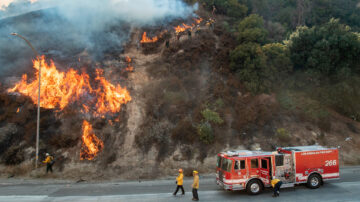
top-left (174, 23), bottom-right (193, 33)
top-left (8, 56), bottom-right (92, 110)
top-left (8, 56), bottom-right (131, 116)
top-left (194, 17), bottom-right (203, 24)
top-left (16, 108), bottom-right (20, 113)
top-left (125, 56), bottom-right (131, 63)
top-left (140, 32), bottom-right (158, 43)
top-left (94, 69), bottom-right (132, 115)
top-left (124, 66), bottom-right (134, 72)
top-left (80, 120), bottom-right (104, 160)
top-left (124, 56), bottom-right (134, 72)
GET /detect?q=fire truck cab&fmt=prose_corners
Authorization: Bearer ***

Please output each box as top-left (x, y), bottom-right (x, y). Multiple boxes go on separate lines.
top-left (216, 145), bottom-right (339, 195)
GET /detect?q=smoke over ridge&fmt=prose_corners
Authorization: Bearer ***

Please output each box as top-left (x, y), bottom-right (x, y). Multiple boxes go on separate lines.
top-left (0, 0), bottom-right (196, 79)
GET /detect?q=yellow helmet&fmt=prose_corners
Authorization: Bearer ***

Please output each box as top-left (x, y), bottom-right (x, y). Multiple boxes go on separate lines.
top-left (179, 168), bottom-right (183, 173)
top-left (193, 170), bottom-right (198, 174)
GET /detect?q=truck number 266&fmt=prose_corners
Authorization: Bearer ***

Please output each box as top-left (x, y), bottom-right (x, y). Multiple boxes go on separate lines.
top-left (325, 160), bottom-right (337, 166)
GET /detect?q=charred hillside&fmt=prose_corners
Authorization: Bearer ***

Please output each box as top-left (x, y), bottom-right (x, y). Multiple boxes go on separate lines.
top-left (0, 0), bottom-right (360, 180)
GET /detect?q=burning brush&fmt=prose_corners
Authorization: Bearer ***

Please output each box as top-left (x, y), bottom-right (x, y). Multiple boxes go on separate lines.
top-left (80, 120), bottom-right (104, 160)
top-left (8, 56), bottom-right (132, 160)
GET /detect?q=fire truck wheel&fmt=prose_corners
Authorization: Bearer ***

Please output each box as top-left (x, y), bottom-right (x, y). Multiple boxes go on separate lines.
top-left (307, 174), bottom-right (322, 189)
top-left (246, 180), bottom-right (263, 195)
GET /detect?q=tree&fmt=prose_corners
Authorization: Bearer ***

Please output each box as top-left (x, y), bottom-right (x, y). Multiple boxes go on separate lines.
top-left (289, 18), bottom-right (360, 76)
top-left (230, 43), bottom-right (268, 93)
top-left (306, 0), bottom-right (360, 31)
top-left (262, 43), bottom-right (293, 83)
top-left (201, 0), bottom-right (248, 19)
top-left (236, 14), bottom-right (268, 44)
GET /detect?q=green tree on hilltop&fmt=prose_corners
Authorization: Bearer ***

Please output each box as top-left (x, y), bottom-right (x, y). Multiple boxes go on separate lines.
top-left (289, 18), bottom-right (360, 76)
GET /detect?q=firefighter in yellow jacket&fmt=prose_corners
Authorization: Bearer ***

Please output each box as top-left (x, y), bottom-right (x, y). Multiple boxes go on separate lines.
top-left (173, 168), bottom-right (185, 196)
top-left (192, 170), bottom-right (199, 201)
top-left (42, 153), bottom-right (54, 173)
top-left (271, 178), bottom-right (283, 197)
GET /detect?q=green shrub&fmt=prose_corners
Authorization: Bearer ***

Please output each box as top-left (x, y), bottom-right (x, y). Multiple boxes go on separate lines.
top-left (214, 98), bottom-right (224, 109)
top-left (276, 128), bottom-right (291, 143)
top-left (163, 91), bottom-right (187, 104)
top-left (277, 91), bottom-right (330, 121)
top-left (201, 108), bottom-right (224, 124)
top-left (197, 122), bottom-right (214, 144)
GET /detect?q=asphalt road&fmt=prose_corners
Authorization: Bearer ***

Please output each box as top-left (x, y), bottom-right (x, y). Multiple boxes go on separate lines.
top-left (1, 166), bottom-right (360, 202)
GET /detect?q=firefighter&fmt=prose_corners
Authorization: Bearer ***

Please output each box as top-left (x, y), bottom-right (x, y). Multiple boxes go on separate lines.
top-left (195, 25), bottom-right (201, 35)
top-left (212, 5), bottom-right (217, 17)
top-left (42, 153), bottom-right (54, 173)
top-left (137, 40), bottom-right (141, 50)
top-left (165, 39), bottom-right (170, 48)
top-left (209, 18), bottom-right (215, 30)
top-left (187, 29), bottom-right (192, 39)
top-left (271, 178), bottom-right (283, 197)
top-left (192, 170), bottom-right (199, 201)
top-left (173, 168), bottom-right (185, 196)
top-left (205, 20), bottom-right (211, 29)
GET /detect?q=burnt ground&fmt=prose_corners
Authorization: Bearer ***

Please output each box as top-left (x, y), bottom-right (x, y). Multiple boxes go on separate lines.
top-left (0, 12), bottom-right (360, 180)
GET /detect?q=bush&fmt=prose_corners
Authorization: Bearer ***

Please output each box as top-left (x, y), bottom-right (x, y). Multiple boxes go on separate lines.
top-left (277, 91), bottom-right (330, 121)
top-left (214, 98), bottom-right (224, 108)
top-left (201, 108), bottom-right (224, 124)
top-left (171, 118), bottom-right (197, 144)
top-left (276, 128), bottom-right (291, 143)
top-left (163, 91), bottom-right (187, 104)
top-left (315, 76), bottom-right (360, 121)
top-left (197, 122), bottom-right (214, 144)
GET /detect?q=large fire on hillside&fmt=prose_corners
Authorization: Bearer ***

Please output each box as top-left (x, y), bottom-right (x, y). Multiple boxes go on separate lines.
top-left (4, 11), bottom-right (204, 161)
top-left (8, 56), bottom-right (131, 115)
top-left (8, 56), bottom-right (132, 160)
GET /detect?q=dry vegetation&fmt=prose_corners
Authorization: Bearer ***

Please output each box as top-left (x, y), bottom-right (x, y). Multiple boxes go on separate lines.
top-left (0, 9), bottom-right (360, 180)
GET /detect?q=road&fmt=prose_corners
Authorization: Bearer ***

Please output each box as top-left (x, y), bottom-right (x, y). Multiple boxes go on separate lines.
top-left (0, 166), bottom-right (360, 202)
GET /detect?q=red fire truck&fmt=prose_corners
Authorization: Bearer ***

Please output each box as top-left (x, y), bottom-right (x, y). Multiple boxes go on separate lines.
top-left (216, 145), bottom-right (339, 195)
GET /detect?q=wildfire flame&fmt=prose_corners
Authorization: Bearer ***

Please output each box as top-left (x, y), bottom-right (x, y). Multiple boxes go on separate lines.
top-left (8, 56), bottom-right (132, 160)
top-left (174, 23), bottom-right (193, 33)
top-left (8, 56), bottom-right (131, 116)
top-left (140, 32), bottom-right (158, 43)
top-left (80, 120), bottom-right (104, 160)
top-left (124, 56), bottom-right (134, 72)
top-left (194, 17), bottom-right (203, 24)
top-left (125, 56), bottom-right (131, 63)
top-left (174, 18), bottom-right (202, 34)
top-left (8, 56), bottom-right (92, 110)
top-left (94, 69), bottom-right (132, 115)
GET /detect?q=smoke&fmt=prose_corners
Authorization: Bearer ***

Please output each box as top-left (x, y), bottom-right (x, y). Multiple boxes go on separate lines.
top-left (0, 0), bottom-right (196, 79)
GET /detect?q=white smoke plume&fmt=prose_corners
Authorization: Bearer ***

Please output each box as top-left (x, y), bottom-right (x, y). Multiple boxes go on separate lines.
top-left (1, 0), bottom-right (196, 23)
top-left (0, 0), bottom-right (196, 78)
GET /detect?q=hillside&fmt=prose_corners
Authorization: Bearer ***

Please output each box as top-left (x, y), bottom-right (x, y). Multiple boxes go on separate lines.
top-left (0, 0), bottom-right (360, 180)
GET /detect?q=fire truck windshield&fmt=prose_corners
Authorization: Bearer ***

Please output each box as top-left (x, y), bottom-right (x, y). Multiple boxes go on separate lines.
top-left (221, 158), bottom-right (232, 172)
